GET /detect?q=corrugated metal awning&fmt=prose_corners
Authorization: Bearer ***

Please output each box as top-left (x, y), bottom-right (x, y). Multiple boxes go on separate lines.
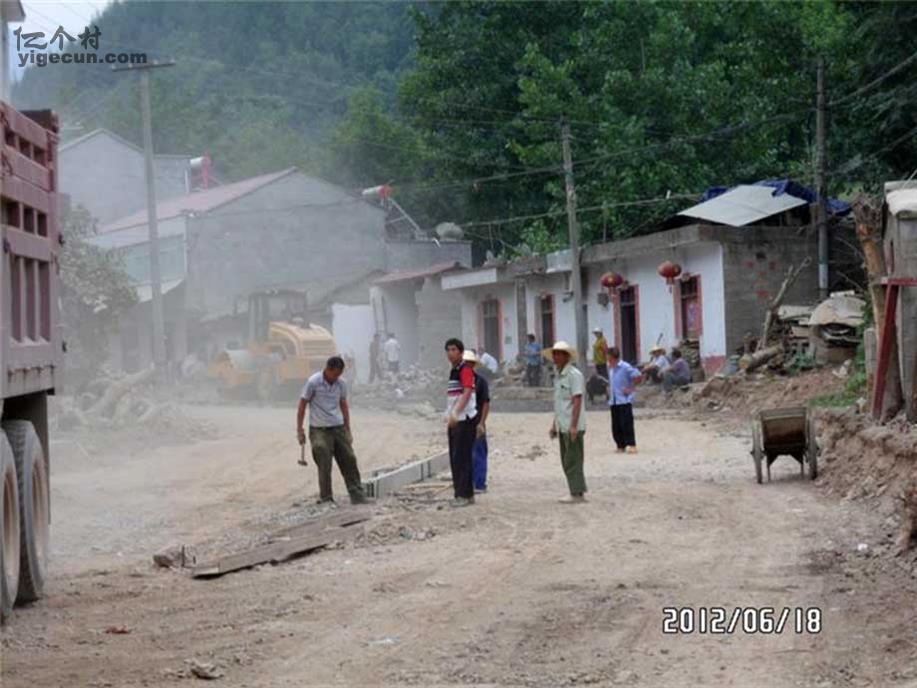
top-left (678, 185), bottom-right (807, 227)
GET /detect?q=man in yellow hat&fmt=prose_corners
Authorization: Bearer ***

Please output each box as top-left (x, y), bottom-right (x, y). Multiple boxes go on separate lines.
top-left (547, 341), bottom-right (587, 503)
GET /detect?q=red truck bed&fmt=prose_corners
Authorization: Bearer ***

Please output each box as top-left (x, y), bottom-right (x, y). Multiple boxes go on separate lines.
top-left (0, 104), bottom-right (62, 400)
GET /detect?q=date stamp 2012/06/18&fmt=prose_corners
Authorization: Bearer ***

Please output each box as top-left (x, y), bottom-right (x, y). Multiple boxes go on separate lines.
top-left (662, 607), bottom-right (823, 635)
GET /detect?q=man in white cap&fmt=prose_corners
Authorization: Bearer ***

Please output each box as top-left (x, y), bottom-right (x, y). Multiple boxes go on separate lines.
top-left (547, 341), bottom-right (587, 503)
top-left (463, 350), bottom-right (491, 493)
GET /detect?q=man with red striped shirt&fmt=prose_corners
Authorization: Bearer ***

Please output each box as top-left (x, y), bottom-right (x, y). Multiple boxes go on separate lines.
top-left (444, 338), bottom-right (477, 507)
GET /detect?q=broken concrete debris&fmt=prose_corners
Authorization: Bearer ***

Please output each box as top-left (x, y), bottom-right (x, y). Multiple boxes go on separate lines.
top-left (188, 659), bottom-right (224, 680)
top-left (153, 545), bottom-right (197, 569)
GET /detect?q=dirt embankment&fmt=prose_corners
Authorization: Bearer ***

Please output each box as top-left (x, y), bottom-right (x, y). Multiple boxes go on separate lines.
top-left (815, 408), bottom-right (917, 565)
top-left (673, 366), bottom-right (848, 418)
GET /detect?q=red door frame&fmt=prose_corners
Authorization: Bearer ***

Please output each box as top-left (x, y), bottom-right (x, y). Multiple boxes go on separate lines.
top-left (478, 296), bottom-right (504, 361)
top-left (613, 284), bottom-right (640, 363)
top-left (674, 274), bottom-right (703, 340)
top-left (538, 293), bottom-right (557, 347)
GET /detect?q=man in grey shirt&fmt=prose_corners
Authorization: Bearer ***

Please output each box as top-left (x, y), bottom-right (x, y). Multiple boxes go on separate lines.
top-left (296, 356), bottom-right (369, 505)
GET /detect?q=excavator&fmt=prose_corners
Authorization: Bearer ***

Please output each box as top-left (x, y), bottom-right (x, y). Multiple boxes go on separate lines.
top-left (208, 289), bottom-right (337, 400)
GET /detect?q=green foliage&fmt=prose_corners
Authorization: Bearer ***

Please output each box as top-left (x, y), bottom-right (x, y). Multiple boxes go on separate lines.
top-left (12, 1), bottom-right (917, 253)
top-left (13, 2), bottom-right (419, 183)
top-left (787, 353), bottom-right (817, 376)
top-left (60, 206), bottom-right (137, 383)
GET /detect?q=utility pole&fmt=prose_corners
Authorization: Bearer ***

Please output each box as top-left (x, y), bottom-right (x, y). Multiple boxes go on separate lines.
top-left (561, 119), bottom-right (588, 368)
top-left (815, 57), bottom-right (829, 301)
top-left (113, 60), bottom-right (175, 373)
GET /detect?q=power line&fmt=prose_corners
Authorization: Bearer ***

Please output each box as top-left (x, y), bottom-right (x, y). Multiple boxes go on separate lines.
top-left (459, 194), bottom-right (697, 230)
top-left (392, 108), bottom-right (809, 195)
top-left (830, 50), bottom-right (917, 108)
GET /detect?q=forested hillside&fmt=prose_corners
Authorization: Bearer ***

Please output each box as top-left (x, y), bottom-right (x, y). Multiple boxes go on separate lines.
top-left (13, 1), bottom-right (917, 251)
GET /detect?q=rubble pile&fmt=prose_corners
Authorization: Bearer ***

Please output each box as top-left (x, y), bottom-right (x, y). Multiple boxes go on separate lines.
top-left (816, 408), bottom-right (917, 561)
top-left (52, 367), bottom-right (218, 446)
top-left (498, 361), bottom-right (527, 387)
top-left (352, 365), bottom-right (445, 408)
top-left (807, 292), bottom-right (864, 363)
top-left (775, 304), bottom-right (814, 357)
top-left (651, 365), bottom-right (849, 418)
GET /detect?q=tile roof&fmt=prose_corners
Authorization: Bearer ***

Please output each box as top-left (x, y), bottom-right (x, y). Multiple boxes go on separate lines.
top-left (374, 261), bottom-right (466, 285)
top-left (99, 168), bottom-right (297, 233)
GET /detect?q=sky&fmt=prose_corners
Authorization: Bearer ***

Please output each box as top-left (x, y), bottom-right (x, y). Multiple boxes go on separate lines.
top-left (7, 1), bottom-right (111, 79)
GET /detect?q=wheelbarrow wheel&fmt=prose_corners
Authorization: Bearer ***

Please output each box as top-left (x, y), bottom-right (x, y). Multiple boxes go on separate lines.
top-left (751, 420), bottom-right (764, 485)
top-left (806, 416), bottom-right (819, 480)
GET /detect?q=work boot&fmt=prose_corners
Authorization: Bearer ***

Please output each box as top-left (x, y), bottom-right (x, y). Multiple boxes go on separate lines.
top-left (316, 497), bottom-right (337, 507)
top-left (349, 493), bottom-right (374, 505)
top-left (450, 497), bottom-right (474, 507)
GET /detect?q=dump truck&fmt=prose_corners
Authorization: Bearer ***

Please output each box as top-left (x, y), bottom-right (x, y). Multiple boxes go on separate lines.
top-left (208, 289), bottom-right (337, 400)
top-left (0, 103), bottom-right (62, 621)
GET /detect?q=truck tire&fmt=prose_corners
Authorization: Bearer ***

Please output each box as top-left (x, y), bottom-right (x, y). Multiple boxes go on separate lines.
top-left (3, 421), bottom-right (48, 604)
top-left (0, 434), bottom-right (21, 622)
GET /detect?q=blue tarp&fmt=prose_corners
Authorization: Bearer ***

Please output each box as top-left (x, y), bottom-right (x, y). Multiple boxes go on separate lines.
top-left (700, 179), bottom-right (851, 216)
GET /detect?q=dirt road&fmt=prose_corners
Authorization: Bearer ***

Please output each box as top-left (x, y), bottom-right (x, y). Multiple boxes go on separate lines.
top-left (2, 404), bottom-right (916, 687)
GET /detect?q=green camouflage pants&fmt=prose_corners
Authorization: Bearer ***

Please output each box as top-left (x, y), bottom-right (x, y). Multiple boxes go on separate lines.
top-left (310, 426), bottom-right (365, 502)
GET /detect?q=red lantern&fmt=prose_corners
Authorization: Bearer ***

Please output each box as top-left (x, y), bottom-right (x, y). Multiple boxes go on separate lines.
top-left (600, 271), bottom-right (624, 290)
top-left (658, 260), bottom-right (682, 286)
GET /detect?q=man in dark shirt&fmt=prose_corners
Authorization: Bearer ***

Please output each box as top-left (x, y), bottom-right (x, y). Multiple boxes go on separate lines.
top-left (463, 350), bottom-right (491, 493)
top-left (663, 347), bottom-right (692, 392)
top-left (445, 338), bottom-right (477, 506)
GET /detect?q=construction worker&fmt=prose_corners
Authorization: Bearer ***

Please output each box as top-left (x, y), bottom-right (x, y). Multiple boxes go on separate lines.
top-left (592, 327), bottom-right (609, 381)
top-left (297, 356), bottom-right (370, 505)
top-left (663, 347), bottom-right (692, 392)
top-left (445, 338), bottom-right (477, 507)
top-left (642, 345), bottom-right (670, 384)
top-left (463, 350), bottom-right (491, 493)
top-left (607, 346), bottom-right (642, 454)
top-left (384, 332), bottom-right (401, 376)
top-left (547, 341), bottom-right (587, 503)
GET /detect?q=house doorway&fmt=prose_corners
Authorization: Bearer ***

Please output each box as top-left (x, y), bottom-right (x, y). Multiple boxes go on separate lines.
top-left (618, 286), bottom-right (638, 364)
top-left (481, 299), bottom-right (501, 358)
top-left (679, 275), bottom-right (702, 339)
top-left (540, 294), bottom-right (555, 347)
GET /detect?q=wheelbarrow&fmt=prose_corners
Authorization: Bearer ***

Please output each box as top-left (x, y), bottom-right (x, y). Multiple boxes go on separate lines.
top-left (750, 406), bottom-right (818, 484)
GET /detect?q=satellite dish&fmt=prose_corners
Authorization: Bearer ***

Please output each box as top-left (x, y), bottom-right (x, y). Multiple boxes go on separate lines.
top-left (434, 222), bottom-right (464, 240)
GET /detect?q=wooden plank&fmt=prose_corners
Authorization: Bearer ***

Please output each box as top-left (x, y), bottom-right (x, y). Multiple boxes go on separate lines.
top-left (872, 283), bottom-right (899, 421)
top-left (192, 513), bottom-right (370, 578)
top-left (271, 511), bottom-right (370, 539)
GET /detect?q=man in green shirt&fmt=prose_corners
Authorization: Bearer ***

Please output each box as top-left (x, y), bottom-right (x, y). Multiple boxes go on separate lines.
top-left (547, 341), bottom-right (587, 503)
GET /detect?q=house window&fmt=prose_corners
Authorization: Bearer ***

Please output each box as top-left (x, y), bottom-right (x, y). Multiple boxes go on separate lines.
top-left (540, 295), bottom-right (555, 346)
top-left (679, 275), bottom-right (702, 339)
top-left (481, 299), bottom-right (501, 358)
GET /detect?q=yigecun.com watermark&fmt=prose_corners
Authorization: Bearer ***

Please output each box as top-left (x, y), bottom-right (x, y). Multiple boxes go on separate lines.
top-left (14, 25), bottom-right (147, 68)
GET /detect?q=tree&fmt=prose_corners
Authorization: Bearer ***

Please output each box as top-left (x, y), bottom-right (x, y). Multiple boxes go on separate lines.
top-left (59, 206), bottom-right (137, 386)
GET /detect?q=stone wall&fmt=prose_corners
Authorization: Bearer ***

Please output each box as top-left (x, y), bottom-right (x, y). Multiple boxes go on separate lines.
top-left (717, 225), bottom-right (819, 355)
